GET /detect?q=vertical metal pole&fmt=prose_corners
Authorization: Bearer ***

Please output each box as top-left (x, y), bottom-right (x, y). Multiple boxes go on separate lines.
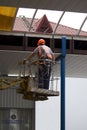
top-left (61, 36), bottom-right (66, 130)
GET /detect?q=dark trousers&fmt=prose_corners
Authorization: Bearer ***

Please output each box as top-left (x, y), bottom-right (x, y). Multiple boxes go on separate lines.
top-left (38, 64), bottom-right (51, 89)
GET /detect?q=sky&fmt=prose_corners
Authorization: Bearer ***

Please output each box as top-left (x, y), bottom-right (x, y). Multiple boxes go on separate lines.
top-left (17, 8), bottom-right (87, 32)
top-left (17, 8), bottom-right (87, 130)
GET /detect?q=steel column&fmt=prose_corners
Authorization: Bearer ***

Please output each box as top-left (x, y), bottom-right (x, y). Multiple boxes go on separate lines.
top-left (60, 36), bottom-right (66, 130)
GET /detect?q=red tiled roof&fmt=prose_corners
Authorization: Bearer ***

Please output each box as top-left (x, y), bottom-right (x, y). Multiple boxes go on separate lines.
top-left (13, 17), bottom-right (29, 32)
top-left (35, 15), bottom-right (53, 33)
top-left (57, 24), bottom-right (77, 35)
top-left (13, 15), bottom-right (87, 37)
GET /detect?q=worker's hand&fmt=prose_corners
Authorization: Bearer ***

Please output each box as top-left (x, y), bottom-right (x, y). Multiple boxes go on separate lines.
top-left (52, 60), bottom-right (56, 65)
top-left (23, 59), bottom-right (26, 64)
top-left (18, 61), bottom-right (23, 65)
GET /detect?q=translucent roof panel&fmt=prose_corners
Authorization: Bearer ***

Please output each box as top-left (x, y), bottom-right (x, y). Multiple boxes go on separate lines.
top-left (17, 8), bottom-right (87, 33)
top-left (17, 8), bottom-right (36, 18)
top-left (17, 8), bottom-right (63, 22)
top-left (35, 9), bottom-right (63, 23)
top-left (59, 12), bottom-right (87, 31)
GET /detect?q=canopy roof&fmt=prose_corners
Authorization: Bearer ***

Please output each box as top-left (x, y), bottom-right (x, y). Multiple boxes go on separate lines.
top-left (0, 5), bottom-right (87, 33)
top-left (0, 0), bottom-right (87, 13)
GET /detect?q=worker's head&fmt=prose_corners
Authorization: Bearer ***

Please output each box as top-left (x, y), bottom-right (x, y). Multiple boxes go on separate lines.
top-left (37, 39), bottom-right (46, 46)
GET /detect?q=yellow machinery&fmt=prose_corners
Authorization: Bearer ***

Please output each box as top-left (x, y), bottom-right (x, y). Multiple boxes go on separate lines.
top-left (0, 59), bottom-right (59, 101)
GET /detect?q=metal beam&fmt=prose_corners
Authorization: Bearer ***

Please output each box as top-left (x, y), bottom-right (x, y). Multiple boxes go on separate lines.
top-left (29, 9), bottom-right (38, 32)
top-left (76, 16), bottom-right (87, 36)
top-left (53, 11), bottom-right (65, 35)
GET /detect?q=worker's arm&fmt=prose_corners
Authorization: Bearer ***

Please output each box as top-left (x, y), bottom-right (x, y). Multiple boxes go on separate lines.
top-left (52, 53), bottom-right (55, 61)
top-left (23, 52), bottom-right (35, 63)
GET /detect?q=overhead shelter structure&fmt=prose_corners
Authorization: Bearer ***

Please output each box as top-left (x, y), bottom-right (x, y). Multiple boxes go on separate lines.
top-left (0, 0), bottom-right (87, 34)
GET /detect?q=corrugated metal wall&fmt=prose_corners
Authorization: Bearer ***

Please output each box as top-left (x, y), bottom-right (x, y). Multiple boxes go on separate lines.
top-left (0, 108), bottom-right (35, 130)
top-left (0, 88), bottom-right (35, 108)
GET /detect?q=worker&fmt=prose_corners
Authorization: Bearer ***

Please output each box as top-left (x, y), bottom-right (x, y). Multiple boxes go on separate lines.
top-left (23, 39), bottom-right (55, 89)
